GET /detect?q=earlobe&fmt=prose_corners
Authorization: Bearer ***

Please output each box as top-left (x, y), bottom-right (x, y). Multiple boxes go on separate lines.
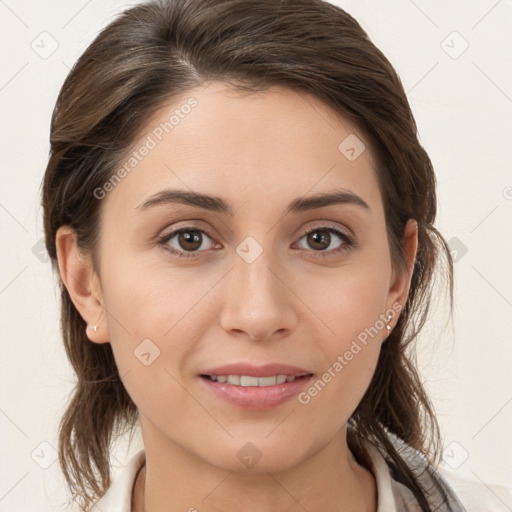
top-left (55, 226), bottom-right (109, 344)
top-left (386, 219), bottom-right (418, 328)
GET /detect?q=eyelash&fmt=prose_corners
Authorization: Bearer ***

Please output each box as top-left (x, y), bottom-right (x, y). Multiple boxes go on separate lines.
top-left (158, 224), bottom-right (355, 259)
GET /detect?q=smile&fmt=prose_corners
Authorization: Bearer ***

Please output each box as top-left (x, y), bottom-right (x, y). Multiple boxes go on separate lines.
top-left (203, 374), bottom-right (311, 386)
top-left (199, 373), bottom-right (314, 411)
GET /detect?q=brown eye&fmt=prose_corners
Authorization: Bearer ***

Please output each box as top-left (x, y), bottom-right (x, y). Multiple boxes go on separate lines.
top-left (176, 230), bottom-right (203, 251)
top-left (296, 226), bottom-right (354, 256)
top-left (159, 227), bottom-right (217, 257)
top-left (306, 230), bottom-right (331, 250)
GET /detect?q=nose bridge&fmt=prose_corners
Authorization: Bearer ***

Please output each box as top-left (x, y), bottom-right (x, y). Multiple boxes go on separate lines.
top-left (219, 234), bottom-right (296, 339)
top-left (234, 234), bottom-right (283, 308)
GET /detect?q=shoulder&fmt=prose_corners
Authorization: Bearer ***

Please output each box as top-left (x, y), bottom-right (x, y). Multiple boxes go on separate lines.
top-left (359, 436), bottom-right (512, 512)
top-left (387, 462), bottom-right (512, 511)
top-left (436, 465), bottom-right (512, 512)
top-left (87, 449), bottom-right (146, 512)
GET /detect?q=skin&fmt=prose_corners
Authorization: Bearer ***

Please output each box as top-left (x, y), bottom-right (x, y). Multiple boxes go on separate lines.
top-left (56, 81), bottom-right (418, 512)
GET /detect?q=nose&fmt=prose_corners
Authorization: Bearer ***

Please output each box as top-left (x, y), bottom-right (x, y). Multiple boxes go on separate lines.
top-left (219, 247), bottom-right (298, 342)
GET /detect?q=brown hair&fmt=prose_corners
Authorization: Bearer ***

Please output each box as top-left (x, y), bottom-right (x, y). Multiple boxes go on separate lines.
top-left (42, 0), bottom-right (453, 510)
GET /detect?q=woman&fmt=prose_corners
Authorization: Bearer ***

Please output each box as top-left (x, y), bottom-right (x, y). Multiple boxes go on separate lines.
top-left (41, 0), bottom-right (511, 510)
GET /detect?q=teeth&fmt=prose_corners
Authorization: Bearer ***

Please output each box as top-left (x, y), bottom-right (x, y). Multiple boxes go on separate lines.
top-left (259, 376), bottom-right (278, 386)
top-left (241, 376), bottom-right (259, 386)
top-left (207, 374), bottom-right (304, 386)
top-left (227, 375), bottom-right (240, 385)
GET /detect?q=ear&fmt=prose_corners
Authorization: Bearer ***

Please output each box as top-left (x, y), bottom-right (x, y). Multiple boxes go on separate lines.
top-left (55, 225), bottom-right (109, 344)
top-left (386, 219), bottom-right (418, 326)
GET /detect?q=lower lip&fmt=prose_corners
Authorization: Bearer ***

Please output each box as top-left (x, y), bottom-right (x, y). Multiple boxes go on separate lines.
top-left (199, 375), bottom-right (314, 411)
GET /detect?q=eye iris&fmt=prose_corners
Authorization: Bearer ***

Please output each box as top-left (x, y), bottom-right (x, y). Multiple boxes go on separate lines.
top-left (308, 230), bottom-right (330, 250)
top-left (179, 230), bottom-right (202, 251)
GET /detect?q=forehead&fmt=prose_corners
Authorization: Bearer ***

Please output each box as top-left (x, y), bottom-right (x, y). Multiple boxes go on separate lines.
top-left (102, 81), bottom-right (382, 216)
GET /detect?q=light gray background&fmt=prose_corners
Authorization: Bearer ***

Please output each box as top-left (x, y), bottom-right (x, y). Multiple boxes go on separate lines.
top-left (1, 1), bottom-right (511, 510)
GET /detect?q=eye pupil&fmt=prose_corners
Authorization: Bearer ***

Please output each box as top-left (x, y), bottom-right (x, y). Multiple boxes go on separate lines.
top-left (308, 230), bottom-right (330, 250)
top-left (179, 230), bottom-right (202, 251)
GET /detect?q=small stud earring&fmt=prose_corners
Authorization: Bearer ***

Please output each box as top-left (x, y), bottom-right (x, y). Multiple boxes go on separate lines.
top-left (385, 314), bottom-right (392, 335)
top-left (91, 325), bottom-right (98, 332)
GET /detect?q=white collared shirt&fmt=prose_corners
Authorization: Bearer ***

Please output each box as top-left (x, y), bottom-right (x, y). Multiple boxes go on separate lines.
top-left (89, 441), bottom-right (512, 512)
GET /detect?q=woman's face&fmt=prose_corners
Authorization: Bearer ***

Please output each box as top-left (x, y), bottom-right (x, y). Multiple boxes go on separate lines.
top-left (74, 82), bottom-right (415, 472)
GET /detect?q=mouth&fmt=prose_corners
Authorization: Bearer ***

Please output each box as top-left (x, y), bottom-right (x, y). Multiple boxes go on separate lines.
top-left (198, 368), bottom-right (315, 411)
top-left (200, 373), bottom-right (313, 386)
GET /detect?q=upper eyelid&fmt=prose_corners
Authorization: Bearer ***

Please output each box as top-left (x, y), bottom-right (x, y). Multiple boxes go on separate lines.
top-left (159, 219), bottom-right (351, 235)
top-left (301, 223), bottom-right (351, 237)
top-left (159, 220), bottom-right (217, 240)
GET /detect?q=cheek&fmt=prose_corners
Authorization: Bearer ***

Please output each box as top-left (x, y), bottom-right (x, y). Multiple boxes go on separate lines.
top-left (296, 343), bottom-right (380, 444)
top-left (292, 261), bottom-right (388, 410)
top-left (304, 262), bottom-right (389, 350)
top-left (98, 255), bottom-right (216, 392)
top-left (98, 260), bottom-right (201, 422)
top-left (100, 251), bottom-right (212, 338)
top-left (296, 275), bottom-right (387, 416)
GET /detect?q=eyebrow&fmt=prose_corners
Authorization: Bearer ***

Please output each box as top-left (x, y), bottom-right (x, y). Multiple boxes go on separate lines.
top-left (135, 188), bottom-right (370, 215)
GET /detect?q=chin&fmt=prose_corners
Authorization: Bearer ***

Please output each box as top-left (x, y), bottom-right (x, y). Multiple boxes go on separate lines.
top-left (199, 437), bottom-right (313, 474)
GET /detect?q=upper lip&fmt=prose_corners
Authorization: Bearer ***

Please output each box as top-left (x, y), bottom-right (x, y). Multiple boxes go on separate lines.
top-left (200, 363), bottom-right (313, 378)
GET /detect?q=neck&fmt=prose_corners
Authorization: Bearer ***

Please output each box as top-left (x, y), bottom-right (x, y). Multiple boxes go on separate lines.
top-left (132, 426), bottom-right (376, 512)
